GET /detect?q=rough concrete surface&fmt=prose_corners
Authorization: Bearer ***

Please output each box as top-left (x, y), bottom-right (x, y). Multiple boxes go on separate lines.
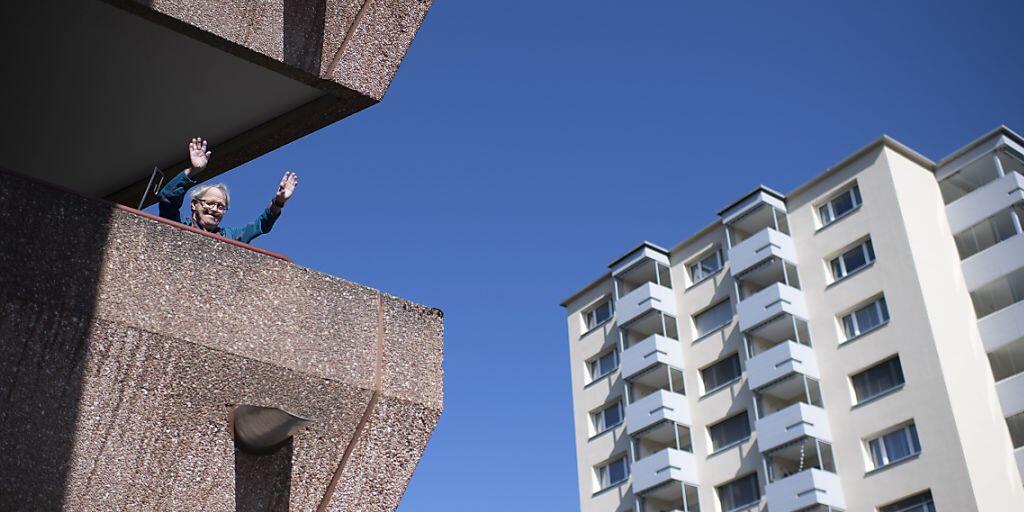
top-left (0, 169), bottom-right (443, 511)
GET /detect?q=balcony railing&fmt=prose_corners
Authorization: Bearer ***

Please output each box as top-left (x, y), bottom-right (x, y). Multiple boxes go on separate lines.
top-left (755, 403), bottom-right (832, 453)
top-left (946, 171), bottom-right (1024, 234)
top-left (729, 227), bottom-right (797, 277)
top-left (626, 389), bottom-right (691, 435)
top-left (747, 341), bottom-right (819, 391)
top-left (978, 300), bottom-right (1024, 353)
top-left (961, 234), bottom-right (1024, 292)
top-left (737, 283), bottom-right (808, 332)
top-left (764, 469), bottom-right (845, 512)
top-left (621, 334), bottom-right (683, 381)
top-left (617, 282), bottom-right (678, 326)
top-left (997, 371), bottom-right (1024, 418)
top-left (631, 448), bottom-right (698, 495)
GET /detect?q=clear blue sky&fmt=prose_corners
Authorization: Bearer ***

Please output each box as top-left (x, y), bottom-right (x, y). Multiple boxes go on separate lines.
top-left (150, 1), bottom-right (1024, 509)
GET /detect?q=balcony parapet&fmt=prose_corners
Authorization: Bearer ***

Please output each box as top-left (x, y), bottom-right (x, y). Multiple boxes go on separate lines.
top-left (626, 390), bottom-right (691, 435)
top-left (729, 228), bottom-right (797, 278)
top-left (978, 300), bottom-right (1024, 353)
top-left (747, 341), bottom-right (819, 391)
top-left (946, 171), bottom-right (1024, 234)
top-left (756, 403), bottom-right (832, 453)
top-left (764, 469), bottom-right (845, 512)
top-left (631, 448), bottom-right (699, 495)
top-left (737, 283), bottom-right (807, 332)
top-left (617, 282), bottom-right (678, 326)
top-left (997, 371), bottom-right (1024, 418)
top-left (621, 335), bottom-right (683, 381)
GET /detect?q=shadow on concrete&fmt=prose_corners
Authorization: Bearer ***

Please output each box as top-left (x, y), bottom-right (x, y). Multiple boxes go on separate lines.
top-left (235, 439), bottom-right (294, 512)
top-left (0, 169), bottom-right (112, 510)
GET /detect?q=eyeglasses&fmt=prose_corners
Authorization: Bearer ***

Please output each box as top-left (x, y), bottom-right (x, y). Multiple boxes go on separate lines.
top-left (195, 199), bottom-right (228, 212)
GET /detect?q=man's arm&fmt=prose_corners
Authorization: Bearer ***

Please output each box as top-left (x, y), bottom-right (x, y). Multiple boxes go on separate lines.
top-left (227, 172), bottom-right (299, 244)
top-left (157, 138), bottom-right (211, 222)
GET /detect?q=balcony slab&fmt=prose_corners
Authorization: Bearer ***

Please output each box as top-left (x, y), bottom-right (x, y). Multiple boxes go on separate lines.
top-left (764, 469), bottom-right (845, 512)
top-left (632, 448), bottom-right (698, 495)
top-left (737, 283), bottom-right (807, 332)
top-left (756, 403), bottom-right (832, 454)
top-left (747, 341), bottom-right (819, 391)
top-left (729, 228), bottom-right (798, 277)
top-left (626, 390), bottom-right (691, 435)
top-left (618, 282), bottom-right (678, 327)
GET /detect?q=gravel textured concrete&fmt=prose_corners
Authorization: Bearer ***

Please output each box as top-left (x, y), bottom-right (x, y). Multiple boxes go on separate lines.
top-left (0, 170), bottom-right (443, 510)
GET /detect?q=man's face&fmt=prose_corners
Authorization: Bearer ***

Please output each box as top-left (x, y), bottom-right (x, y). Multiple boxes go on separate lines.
top-left (191, 188), bottom-right (227, 231)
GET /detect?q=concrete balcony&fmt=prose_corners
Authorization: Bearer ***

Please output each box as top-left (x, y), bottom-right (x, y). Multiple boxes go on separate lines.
top-left (617, 282), bottom-right (678, 326)
top-left (729, 228), bottom-right (798, 277)
top-left (997, 372), bottom-right (1024, 418)
top-left (737, 283), bottom-right (808, 333)
top-left (961, 235), bottom-right (1024, 292)
top-left (978, 301), bottom-right (1024, 353)
top-left (756, 403), bottom-right (832, 453)
top-left (764, 469), bottom-right (845, 512)
top-left (622, 335), bottom-right (683, 381)
top-left (747, 341), bottom-right (819, 391)
top-left (631, 448), bottom-right (698, 494)
top-left (1016, 447), bottom-right (1024, 481)
top-left (946, 171), bottom-right (1024, 234)
top-left (626, 390), bottom-right (691, 435)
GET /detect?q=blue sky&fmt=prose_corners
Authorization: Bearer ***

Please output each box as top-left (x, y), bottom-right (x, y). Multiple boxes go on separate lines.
top-left (149, 1), bottom-right (1024, 509)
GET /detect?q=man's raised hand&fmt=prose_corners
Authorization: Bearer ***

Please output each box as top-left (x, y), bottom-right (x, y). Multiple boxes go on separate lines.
top-left (186, 137), bottom-right (212, 177)
top-left (275, 171), bottom-right (299, 206)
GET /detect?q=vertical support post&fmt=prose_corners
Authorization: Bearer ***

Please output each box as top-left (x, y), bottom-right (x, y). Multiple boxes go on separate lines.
top-left (815, 440), bottom-right (824, 471)
top-left (782, 260), bottom-right (791, 288)
top-left (673, 422), bottom-right (681, 451)
top-left (655, 263), bottom-right (662, 287)
top-left (667, 367), bottom-right (674, 394)
top-left (771, 207), bottom-right (780, 231)
top-left (614, 277), bottom-right (621, 300)
top-left (1012, 205), bottom-right (1024, 237)
top-left (743, 333), bottom-right (754, 359)
top-left (792, 316), bottom-right (802, 345)
top-left (995, 152), bottom-right (1006, 177)
top-left (752, 390), bottom-right (761, 420)
top-left (660, 313), bottom-right (668, 338)
top-left (724, 224), bottom-right (733, 250)
top-left (802, 375), bottom-right (812, 406)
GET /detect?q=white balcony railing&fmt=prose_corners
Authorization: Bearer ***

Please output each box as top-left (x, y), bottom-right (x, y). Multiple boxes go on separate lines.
top-left (755, 403), bottom-right (832, 453)
top-left (1016, 447), bottom-right (1024, 482)
top-left (764, 469), bottom-right (845, 512)
top-left (997, 371), bottom-right (1024, 418)
top-left (729, 227), bottom-right (798, 277)
top-left (746, 341), bottom-right (819, 391)
top-left (961, 235), bottom-right (1024, 292)
top-left (737, 283), bottom-right (808, 332)
top-left (631, 448), bottom-right (698, 494)
top-left (946, 171), bottom-right (1024, 234)
top-left (978, 300), bottom-right (1024, 353)
top-left (626, 389), bottom-right (691, 435)
top-left (617, 282), bottom-right (678, 326)
top-left (621, 334), bottom-right (683, 381)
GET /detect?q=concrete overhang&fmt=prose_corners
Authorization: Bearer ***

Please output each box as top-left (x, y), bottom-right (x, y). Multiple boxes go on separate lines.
top-left (0, 0), bottom-right (430, 206)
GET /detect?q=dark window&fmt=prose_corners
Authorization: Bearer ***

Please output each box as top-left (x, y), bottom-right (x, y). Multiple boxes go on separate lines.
top-left (589, 350), bottom-right (618, 381)
top-left (702, 353), bottom-right (741, 393)
top-left (819, 184), bottom-right (862, 226)
top-left (842, 296), bottom-right (889, 339)
top-left (717, 473), bottom-right (760, 511)
top-left (584, 299), bottom-right (613, 330)
top-left (830, 239), bottom-right (875, 280)
top-left (694, 300), bottom-right (732, 337)
top-left (852, 356), bottom-right (905, 403)
top-left (709, 411), bottom-right (750, 451)
top-left (879, 490), bottom-right (935, 512)
top-left (869, 423), bottom-right (921, 468)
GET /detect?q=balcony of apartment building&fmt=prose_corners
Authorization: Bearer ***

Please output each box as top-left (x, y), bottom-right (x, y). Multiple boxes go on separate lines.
top-left (972, 266), bottom-right (1024, 353)
top-left (761, 434), bottom-right (843, 512)
top-left (723, 191), bottom-right (796, 278)
top-left (613, 244), bottom-right (676, 326)
top-left (942, 146), bottom-right (1024, 235)
top-left (753, 374), bottom-right (829, 452)
top-left (734, 259), bottom-right (806, 333)
top-left (629, 420), bottom-right (700, 512)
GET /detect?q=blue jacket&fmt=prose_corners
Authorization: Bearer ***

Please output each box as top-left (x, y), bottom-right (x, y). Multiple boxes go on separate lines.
top-left (158, 171), bottom-right (279, 243)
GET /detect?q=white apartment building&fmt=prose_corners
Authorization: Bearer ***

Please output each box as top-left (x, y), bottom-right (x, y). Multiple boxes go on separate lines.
top-left (561, 126), bottom-right (1024, 512)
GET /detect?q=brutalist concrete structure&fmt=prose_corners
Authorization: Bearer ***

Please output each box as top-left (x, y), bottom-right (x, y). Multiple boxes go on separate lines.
top-left (0, 1), bottom-right (439, 511)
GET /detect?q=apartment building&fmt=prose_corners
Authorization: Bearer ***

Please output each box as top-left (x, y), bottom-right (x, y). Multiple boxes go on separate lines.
top-left (561, 126), bottom-right (1024, 512)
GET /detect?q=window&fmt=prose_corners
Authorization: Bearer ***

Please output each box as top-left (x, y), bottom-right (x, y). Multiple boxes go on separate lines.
top-left (879, 490), bottom-right (935, 512)
top-left (842, 296), bottom-right (889, 339)
top-left (852, 356), bottom-right (905, 403)
top-left (591, 400), bottom-right (623, 434)
top-left (689, 249), bottom-right (723, 284)
top-left (702, 353), bottom-right (741, 393)
top-left (587, 350), bottom-right (619, 382)
top-left (954, 205), bottom-right (1023, 259)
top-left (595, 456), bottom-right (629, 490)
top-left (584, 299), bottom-right (613, 331)
top-left (868, 423), bottom-right (921, 469)
top-left (818, 183), bottom-right (862, 226)
top-left (830, 239), bottom-right (876, 280)
top-left (709, 411), bottom-right (750, 451)
top-left (717, 473), bottom-right (760, 512)
top-left (693, 300), bottom-right (732, 337)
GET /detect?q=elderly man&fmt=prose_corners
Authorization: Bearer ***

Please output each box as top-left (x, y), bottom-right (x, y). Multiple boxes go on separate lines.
top-left (158, 137), bottom-right (298, 243)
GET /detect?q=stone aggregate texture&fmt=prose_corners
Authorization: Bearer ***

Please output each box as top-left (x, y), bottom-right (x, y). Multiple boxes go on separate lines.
top-left (104, 0), bottom-right (433, 206)
top-left (0, 169), bottom-right (444, 511)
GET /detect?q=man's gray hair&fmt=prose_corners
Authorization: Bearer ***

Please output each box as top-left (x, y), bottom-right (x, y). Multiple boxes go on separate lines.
top-left (190, 183), bottom-right (230, 207)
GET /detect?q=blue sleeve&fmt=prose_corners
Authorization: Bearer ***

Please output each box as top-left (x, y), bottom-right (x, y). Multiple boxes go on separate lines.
top-left (157, 171), bottom-right (196, 223)
top-left (227, 207), bottom-right (281, 244)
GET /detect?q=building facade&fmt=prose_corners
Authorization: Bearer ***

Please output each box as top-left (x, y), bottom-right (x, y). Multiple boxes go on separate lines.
top-left (561, 127), bottom-right (1024, 512)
